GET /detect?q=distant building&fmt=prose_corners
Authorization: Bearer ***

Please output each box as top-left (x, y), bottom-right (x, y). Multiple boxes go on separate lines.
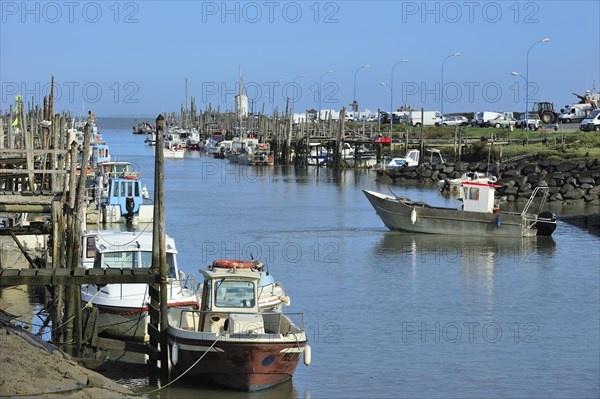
top-left (235, 93), bottom-right (248, 118)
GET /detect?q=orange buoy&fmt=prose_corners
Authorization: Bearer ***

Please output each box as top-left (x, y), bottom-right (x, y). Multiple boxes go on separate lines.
top-left (212, 259), bottom-right (255, 269)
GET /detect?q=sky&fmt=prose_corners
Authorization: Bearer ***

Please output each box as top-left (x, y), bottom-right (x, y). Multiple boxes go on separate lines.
top-left (1, 0), bottom-right (599, 116)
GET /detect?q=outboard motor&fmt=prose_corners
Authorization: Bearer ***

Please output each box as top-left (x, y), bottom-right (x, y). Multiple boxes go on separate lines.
top-left (125, 196), bottom-right (135, 223)
top-left (534, 211), bottom-right (557, 236)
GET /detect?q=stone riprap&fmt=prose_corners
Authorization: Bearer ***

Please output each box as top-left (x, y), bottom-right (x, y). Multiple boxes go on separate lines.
top-left (381, 159), bottom-right (600, 205)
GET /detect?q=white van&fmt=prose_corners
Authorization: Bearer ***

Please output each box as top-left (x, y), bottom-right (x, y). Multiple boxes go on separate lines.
top-left (475, 111), bottom-right (501, 127)
top-left (407, 110), bottom-right (442, 126)
top-left (559, 104), bottom-right (593, 123)
top-left (579, 109), bottom-right (600, 132)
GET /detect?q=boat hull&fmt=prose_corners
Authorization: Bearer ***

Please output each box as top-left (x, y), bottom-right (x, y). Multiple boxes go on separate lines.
top-left (363, 189), bottom-right (540, 237)
top-left (170, 336), bottom-right (305, 391)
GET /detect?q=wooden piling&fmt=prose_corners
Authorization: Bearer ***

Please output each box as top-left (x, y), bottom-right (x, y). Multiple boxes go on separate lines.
top-left (333, 108), bottom-right (346, 172)
top-left (149, 114), bottom-right (169, 385)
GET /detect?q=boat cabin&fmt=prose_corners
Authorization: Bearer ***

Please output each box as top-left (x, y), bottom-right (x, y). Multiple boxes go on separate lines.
top-left (91, 231), bottom-right (178, 278)
top-left (460, 182), bottom-right (502, 213)
top-left (107, 176), bottom-right (143, 215)
top-left (198, 266), bottom-right (265, 335)
top-left (91, 142), bottom-right (111, 167)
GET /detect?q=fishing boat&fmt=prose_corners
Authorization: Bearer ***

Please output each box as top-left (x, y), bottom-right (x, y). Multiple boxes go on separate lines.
top-left (133, 121), bottom-right (154, 135)
top-left (228, 137), bottom-right (258, 163)
top-left (81, 231), bottom-right (199, 339)
top-left (163, 141), bottom-right (185, 159)
top-left (238, 143), bottom-right (275, 166)
top-left (363, 183), bottom-right (557, 237)
top-left (205, 134), bottom-right (225, 154)
top-left (167, 260), bottom-right (310, 391)
top-left (95, 167), bottom-right (153, 223)
top-left (342, 143), bottom-right (377, 168)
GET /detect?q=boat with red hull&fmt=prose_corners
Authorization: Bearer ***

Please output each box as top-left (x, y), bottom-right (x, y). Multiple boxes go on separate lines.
top-left (168, 261), bottom-right (310, 391)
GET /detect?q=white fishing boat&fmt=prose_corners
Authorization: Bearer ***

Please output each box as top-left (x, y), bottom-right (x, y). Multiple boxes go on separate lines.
top-left (363, 183), bottom-right (557, 237)
top-left (167, 260), bottom-right (310, 391)
top-left (163, 141), bottom-right (185, 159)
top-left (81, 231), bottom-right (199, 339)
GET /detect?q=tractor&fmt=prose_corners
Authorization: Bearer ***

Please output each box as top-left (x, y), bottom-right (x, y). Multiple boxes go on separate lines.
top-left (531, 101), bottom-right (559, 124)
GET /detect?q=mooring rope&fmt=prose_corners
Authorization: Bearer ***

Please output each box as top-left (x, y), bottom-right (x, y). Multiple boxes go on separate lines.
top-left (142, 331), bottom-right (224, 395)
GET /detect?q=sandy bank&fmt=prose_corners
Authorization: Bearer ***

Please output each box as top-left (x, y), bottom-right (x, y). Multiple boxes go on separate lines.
top-left (0, 321), bottom-right (136, 399)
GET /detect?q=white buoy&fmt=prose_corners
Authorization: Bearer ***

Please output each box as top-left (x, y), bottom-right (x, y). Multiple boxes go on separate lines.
top-left (171, 342), bottom-right (179, 365)
top-left (410, 208), bottom-right (417, 224)
top-left (303, 344), bottom-right (312, 366)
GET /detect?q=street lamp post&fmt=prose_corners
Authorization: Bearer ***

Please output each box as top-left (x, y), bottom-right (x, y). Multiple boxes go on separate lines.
top-left (353, 64), bottom-right (370, 121)
top-left (440, 52), bottom-right (460, 126)
top-left (511, 71), bottom-right (527, 128)
top-left (319, 70), bottom-right (333, 122)
top-left (525, 38), bottom-right (550, 128)
top-left (390, 59), bottom-right (408, 132)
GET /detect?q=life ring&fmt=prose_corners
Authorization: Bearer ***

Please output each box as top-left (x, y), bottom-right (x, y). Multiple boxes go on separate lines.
top-left (122, 174), bottom-right (137, 179)
top-left (212, 259), bottom-right (254, 269)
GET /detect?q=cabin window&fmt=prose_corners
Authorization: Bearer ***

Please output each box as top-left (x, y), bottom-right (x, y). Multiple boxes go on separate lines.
top-left (167, 254), bottom-right (176, 278)
top-left (104, 251), bottom-right (137, 269)
top-left (135, 182), bottom-right (140, 197)
top-left (469, 187), bottom-right (480, 200)
top-left (120, 181), bottom-right (126, 197)
top-left (127, 182), bottom-right (133, 197)
top-left (140, 251), bottom-right (152, 268)
top-left (86, 237), bottom-right (96, 258)
top-left (214, 280), bottom-right (256, 308)
top-left (112, 181), bottom-right (118, 197)
top-left (140, 251), bottom-right (176, 277)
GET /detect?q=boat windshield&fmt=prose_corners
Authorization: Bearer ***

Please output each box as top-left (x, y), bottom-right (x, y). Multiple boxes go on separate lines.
top-left (99, 250), bottom-right (177, 277)
top-left (214, 280), bottom-right (255, 308)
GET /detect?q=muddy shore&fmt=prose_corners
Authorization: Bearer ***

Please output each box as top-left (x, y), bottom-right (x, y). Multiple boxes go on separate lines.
top-left (0, 319), bottom-right (137, 399)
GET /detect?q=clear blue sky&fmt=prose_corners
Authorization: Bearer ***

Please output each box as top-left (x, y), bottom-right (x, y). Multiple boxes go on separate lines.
top-left (1, 0), bottom-right (599, 116)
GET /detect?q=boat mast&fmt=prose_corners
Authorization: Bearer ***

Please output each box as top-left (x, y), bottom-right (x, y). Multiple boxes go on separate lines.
top-left (237, 66), bottom-right (243, 137)
top-left (184, 78), bottom-right (188, 129)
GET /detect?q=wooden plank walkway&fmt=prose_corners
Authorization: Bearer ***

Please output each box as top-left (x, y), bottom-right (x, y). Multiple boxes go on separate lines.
top-left (0, 268), bottom-right (158, 286)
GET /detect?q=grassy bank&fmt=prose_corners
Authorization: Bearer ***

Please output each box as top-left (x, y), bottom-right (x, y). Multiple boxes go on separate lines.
top-left (346, 122), bottom-right (600, 161)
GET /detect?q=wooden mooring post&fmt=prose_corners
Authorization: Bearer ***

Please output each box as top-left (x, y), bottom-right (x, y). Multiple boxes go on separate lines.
top-left (148, 114), bottom-right (169, 385)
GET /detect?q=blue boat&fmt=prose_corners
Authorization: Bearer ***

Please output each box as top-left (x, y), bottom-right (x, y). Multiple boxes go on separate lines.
top-left (98, 172), bottom-right (153, 224)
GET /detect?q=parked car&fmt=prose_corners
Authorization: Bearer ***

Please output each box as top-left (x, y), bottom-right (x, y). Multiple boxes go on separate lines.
top-left (436, 116), bottom-right (469, 126)
top-left (380, 112), bottom-right (408, 125)
top-left (488, 115), bottom-right (516, 128)
top-left (515, 114), bottom-right (540, 130)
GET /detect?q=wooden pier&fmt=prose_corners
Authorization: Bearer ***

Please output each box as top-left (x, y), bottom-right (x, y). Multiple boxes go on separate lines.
top-left (1, 83), bottom-right (172, 385)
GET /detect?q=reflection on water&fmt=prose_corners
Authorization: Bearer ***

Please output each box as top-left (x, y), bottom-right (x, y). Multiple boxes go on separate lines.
top-left (373, 232), bottom-right (558, 314)
top-left (375, 232), bottom-right (557, 268)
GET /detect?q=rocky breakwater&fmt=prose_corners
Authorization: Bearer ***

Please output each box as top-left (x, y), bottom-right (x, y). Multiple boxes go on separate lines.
top-left (381, 159), bottom-right (600, 205)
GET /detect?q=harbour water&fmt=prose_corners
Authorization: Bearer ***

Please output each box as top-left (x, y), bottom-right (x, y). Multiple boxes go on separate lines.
top-left (4, 117), bottom-right (600, 398)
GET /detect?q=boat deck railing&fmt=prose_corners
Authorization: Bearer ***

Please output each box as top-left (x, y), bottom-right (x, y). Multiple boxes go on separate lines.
top-left (521, 186), bottom-right (550, 217)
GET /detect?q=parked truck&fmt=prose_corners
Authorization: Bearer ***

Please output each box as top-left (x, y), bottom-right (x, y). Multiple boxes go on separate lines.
top-left (407, 110), bottom-right (441, 126)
